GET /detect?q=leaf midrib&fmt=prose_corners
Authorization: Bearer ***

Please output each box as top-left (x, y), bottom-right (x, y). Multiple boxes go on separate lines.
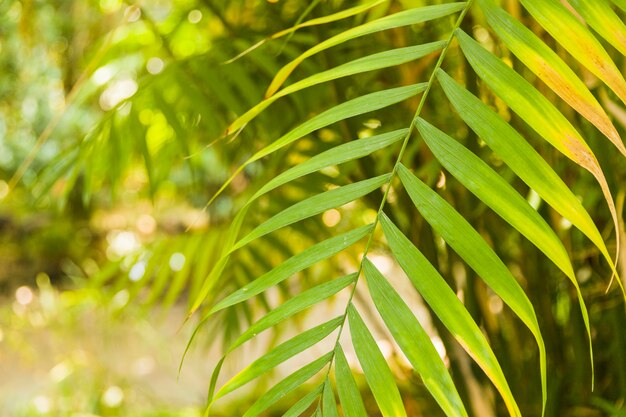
top-left (312, 0), bottom-right (476, 408)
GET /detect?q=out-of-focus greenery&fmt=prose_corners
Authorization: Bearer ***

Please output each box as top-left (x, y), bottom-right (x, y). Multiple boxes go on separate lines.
top-left (1, 0), bottom-right (626, 416)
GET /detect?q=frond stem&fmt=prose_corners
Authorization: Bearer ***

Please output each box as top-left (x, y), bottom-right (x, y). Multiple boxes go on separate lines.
top-left (317, 0), bottom-right (475, 401)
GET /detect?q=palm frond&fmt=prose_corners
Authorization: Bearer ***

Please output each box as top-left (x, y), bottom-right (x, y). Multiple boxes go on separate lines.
top-left (186, 1), bottom-right (626, 415)
top-left (45, 0), bottom-right (626, 415)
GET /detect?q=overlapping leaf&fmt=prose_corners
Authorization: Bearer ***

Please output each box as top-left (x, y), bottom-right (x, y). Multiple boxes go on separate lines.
top-left (567, 0), bottom-right (626, 57)
top-left (348, 304), bottom-right (407, 417)
top-left (231, 174), bottom-right (390, 252)
top-left (435, 70), bottom-right (610, 268)
top-left (335, 346), bottom-right (369, 417)
top-left (363, 259), bottom-right (468, 417)
top-left (456, 29), bottom-right (621, 288)
top-left (477, 0), bottom-right (625, 156)
top-left (518, 0), bottom-right (626, 104)
top-left (224, 0), bottom-right (387, 65)
top-left (414, 116), bottom-right (594, 388)
top-left (380, 214), bottom-right (521, 417)
top-left (398, 162), bottom-right (548, 411)
top-left (228, 43), bottom-right (444, 134)
top-left (265, 2), bottom-right (466, 97)
top-left (209, 84), bottom-right (425, 209)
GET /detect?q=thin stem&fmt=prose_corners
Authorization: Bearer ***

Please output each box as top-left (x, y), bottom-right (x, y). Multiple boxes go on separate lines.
top-left (318, 0), bottom-right (474, 394)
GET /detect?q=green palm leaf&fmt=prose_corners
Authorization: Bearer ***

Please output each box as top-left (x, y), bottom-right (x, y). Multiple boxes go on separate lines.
top-left (322, 380), bottom-right (341, 417)
top-left (211, 84), bottom-right (425, 207)
top-left (363, 258), bottom-right (468, 417)
top-left (230, 273), bottom-right (357, 351)
top-left (568, 0), bottom-right (626, 56)
top-left (380, 214), bottom-right (521, 417)
top-left (242, 353), bottom-right (332, 417)
top-left (397, 162), bottom-right (548, 412)
top-left (283, 385), bottom-right (324, 417)
top-left (231, 174), bottom-right (390, 252)
top-left (209, 225), bottom-right (372, 315)
top-left (348, 304), bottom-right (408, 417)
top-left (435, 70), bottom-right (608, 263)
top-left (247, 129), bottom-right (407, 205)
top-left (214, 317), bottom-right (342, 401)
top-left (265, 2), bottom-right (466, 97)
top-left (229, 43), bottom-right (444, 133)
top-left (334, 346), bottom-right (368, 417)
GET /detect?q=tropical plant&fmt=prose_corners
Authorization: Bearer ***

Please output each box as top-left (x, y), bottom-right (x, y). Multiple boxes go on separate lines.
top-left (175, 1), bottom-right (626, 416)
top-left (7, 0), bottom-right (626, 416)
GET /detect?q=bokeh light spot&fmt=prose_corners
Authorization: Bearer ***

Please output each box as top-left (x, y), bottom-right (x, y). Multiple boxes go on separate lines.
top-left (188, 9), bottom-right (202, 24)
top-left (136, 214), bottom-right (156, 234)
top-left (322, 209), bottom-right (341, 227)
top-left (16, 286), bottom-right (33, 305)
top-left (146, 57), bottom-right (164, 75)
top-left (102, 386), bottom-right (124, 408)
top-left (129, 261), bottom-right (146, 282)
top-left (32, 395), bottom-right (51, 413)
top-left (169, 253), bottom-right (185, 271)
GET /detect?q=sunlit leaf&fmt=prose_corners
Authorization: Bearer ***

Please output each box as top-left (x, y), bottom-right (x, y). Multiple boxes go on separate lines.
top-left (567, 0), bottom-right (626, 57)
top-left (247, 129), bottom-right (408, 205)
top-left (436, 69), bottom-right (621, 294)
top-left (397, 162), bottom-right (548, 412)
top-left (380, 214), bottom-right (521, 417)
top-left (363, 259), bottom-right (468, 417)
top-left (335, 346), bottom-right (368, 417)
top-left (456, 29), bottom-right (621, 287)
top-left (518, 0), bottom-right (626, 104)
top-left (242, 353), bottom-right (332, 417)
top-left (232, 174), bottom-right (390, 252)
top-left (414, 117), bottom-right (572, 282)
top-left (456, 29), bottom-right (600, 175)
top-left (348, 304), bottom-right (407, 417)
top-left (477, 0), bottom-right (625, 156)
top-left (229, 42), bottom-right (444, 132)
top-left (265, 2), bottom-right (466, 97)
top-left (214, 317), bottom-right (342, 401)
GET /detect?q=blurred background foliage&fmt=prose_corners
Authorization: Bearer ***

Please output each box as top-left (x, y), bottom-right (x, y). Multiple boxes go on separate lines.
top-left (0, 0), bottom-right (625, 416)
